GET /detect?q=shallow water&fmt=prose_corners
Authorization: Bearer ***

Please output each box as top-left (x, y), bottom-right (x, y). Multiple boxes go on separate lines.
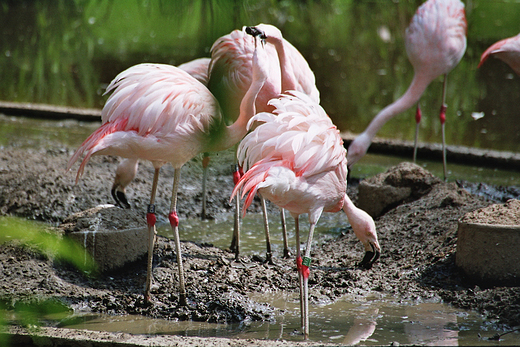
top-left (140, 211), bottom-right (520, 345)
top-left (159, 211), bottom-right (349, 259)
top-left (60, 293), bottom-right (520, 345)
top-left (1, 114), bottom-right (519, 188)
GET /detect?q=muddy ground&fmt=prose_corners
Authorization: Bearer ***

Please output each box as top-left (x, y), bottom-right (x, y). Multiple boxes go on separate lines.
top-left (1, 145), bottom-right (520, 344)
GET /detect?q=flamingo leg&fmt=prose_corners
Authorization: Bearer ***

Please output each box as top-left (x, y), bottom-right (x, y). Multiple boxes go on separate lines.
top-left (145, 168), bottom-right (160, 303)
top-left (440, 73), bottom-right (448, 181)
top-left (201, 152), bottom-right (210, 219)
top-left (301, 222), bottom-right (316, 340)
top-left (260, 195), bottom-right (273, 264)
top-left (413, 104), bottom-right (422, 163)
top-left (169, 169), bottom-right (187, 306)
top-left (294, 217), bottom-right (304, 331)
top-left (230, 163), bottom-right (242, 261)
top-left (233, 188), bottom-right (241, 261)
top-left (280, 209), bottom-right (290, 258)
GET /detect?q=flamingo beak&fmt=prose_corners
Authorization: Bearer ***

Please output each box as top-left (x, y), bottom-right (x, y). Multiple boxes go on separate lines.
top-left (358, 242), bottom-right (380, 269)
top-left (245, 26), bottom-right (267, 46)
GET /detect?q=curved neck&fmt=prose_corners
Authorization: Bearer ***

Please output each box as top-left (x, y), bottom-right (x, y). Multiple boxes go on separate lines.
top-left (361, 73), bottom-right (431, 143)
top-left (211, 73), bottom-right (265, 151)
top-left (272, 39), bottom-right (297, 93)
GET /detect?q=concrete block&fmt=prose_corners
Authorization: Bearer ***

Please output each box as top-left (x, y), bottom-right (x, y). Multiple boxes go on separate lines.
top-left (62, 205), bottom-right (148, 272)
top-left (457, 200), bottom-right (520, 286)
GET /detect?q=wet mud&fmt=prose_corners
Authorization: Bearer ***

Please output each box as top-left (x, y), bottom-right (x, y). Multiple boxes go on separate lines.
top-left (1, 146), bottom-right (520, 345)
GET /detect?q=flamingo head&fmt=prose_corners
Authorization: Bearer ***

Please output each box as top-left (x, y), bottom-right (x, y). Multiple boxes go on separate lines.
top-left (346, 133), bottom-right (371, 168)
top-left (245, 24), bottom-right (283, 46)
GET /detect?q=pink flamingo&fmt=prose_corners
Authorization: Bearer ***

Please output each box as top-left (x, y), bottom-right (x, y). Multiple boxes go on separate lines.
top-left (479, 33), bottom-right (520, 76)
top-left (232, 91), bottom-right (380, 339)
top-left (347, 0), bottom-right (467, 180)
top-left (111, 58), bottom-right (211, 210)
top-left (208, 24), bottom-right (319, 263)
top-left (67, 36), bottom-right (268, 304)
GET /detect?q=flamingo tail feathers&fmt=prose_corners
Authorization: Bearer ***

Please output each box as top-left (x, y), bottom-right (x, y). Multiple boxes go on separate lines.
top-left (66, 118), bottom-right (129, 183)
top-left (231, 160), bottom-right (273, 215)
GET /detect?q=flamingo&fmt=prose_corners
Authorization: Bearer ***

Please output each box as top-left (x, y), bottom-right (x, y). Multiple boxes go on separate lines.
top-left (67, 36), bottom-right (268, 304)
top-left (110, 58), bottom-right (212, 212)
top-left (479, 33), bottom-right (520, 76)
top-left (232, 90), bottom-right (380, 339)
top-left (208, 24), bottom-right (319, 263)
top-left (347, 0), bottom-right (467, 180)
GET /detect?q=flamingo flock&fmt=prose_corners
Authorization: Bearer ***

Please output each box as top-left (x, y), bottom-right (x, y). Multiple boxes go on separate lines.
top-left (66, 0), bottom-right (518, 339)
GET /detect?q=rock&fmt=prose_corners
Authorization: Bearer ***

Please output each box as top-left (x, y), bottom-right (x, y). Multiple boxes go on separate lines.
top-left (61, 205), bottom-right (148, 272)
top-left (357, 162), bottom-right (442, 217)
top-left (457, 199), bottom-right (520, 286)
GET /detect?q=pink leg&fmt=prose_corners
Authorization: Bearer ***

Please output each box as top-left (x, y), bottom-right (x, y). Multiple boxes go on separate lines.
top-left (413, 103), bottom-right (421, 162)
top-left (440, 74), bottom-right (448, 181)
top-left (145, 168), bottom-right (160, 303)
top-left (169, 169), bottom-right (187, 306)
top-left (294, 217), bottom-right (304, 331)
top-left (230, 164), bottom-right (243, 261)
top-left (201, 152), bottom-right (210, 219)
top-left (301, 222), bottom-right (316, 340)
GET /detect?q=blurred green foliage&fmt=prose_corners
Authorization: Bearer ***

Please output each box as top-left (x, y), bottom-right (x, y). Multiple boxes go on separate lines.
top-left (0, 216), bottom-right (96, 345)
top-left (0, 216), bottom-right (96, 273)
top-left (0, 0), bottom-right (519, 151)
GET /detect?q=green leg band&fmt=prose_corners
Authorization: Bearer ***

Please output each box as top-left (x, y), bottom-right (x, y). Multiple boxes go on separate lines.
top-left (302, 256), bottom-right (311, 267)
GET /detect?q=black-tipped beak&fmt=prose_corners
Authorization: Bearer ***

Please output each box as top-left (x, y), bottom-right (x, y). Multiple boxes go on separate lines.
top-left (111, 187), bottom-right (131, 209)
top-left (245, 26), bottom-right (266, 39)
top-left (358, 243), bottom-right (380, 270)
top-left (116, 190), bottom-right (131, 209)
top-left (245, 26), bottom-right (267, 46)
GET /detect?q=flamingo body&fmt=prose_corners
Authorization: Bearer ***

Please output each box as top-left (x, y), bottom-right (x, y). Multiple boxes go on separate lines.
top-left (233, 91), bottom-right (380, 338)
top-left (405, 0), bottom-right (467, 82)
top-left (210, 24), bottom-right (320, 261)
top-left (68, 64), bottom-right (228, 179)
top-left (209, 26), bottom-right (319, 122)
top-left (237, 92), bottom-right (345, 218)
top-left (347, 0), bottom-right (467, 170)
top-left (110, 58), bottom-right (211, 209)
top-left (68, 36), bottom-right (268, 304)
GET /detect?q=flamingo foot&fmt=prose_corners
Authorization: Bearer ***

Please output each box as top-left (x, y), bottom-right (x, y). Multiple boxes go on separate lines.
top-left (264, 252), bottom-right (275, 265)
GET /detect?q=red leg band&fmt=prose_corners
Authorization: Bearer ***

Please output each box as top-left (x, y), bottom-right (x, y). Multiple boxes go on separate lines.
top-left (169, 211), bottom-right (179, 228)
top-left (296, 256), bottom-right (302, 271)
top-left (146, 213), bottom-right (156, 228)
top-left (302, 264), bottom-right (310, 279)
top-left (439, 104), bottom-right (447, 125)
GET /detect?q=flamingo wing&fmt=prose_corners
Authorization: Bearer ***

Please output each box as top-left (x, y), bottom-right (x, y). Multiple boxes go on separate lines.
top-left (405, 0), bottom-right (467, 79)
top-left (67, 63), bottom-right (220, 180)
top-left (178, 57), bottom-right (211, 86)
top-left (208, 28), bottom-right (283, 122)
top-left (234, 91), bottom-right (346, 213)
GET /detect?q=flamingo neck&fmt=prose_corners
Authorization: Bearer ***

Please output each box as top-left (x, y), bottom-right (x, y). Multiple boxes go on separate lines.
top-left (360, 73), bottom-right (431, 143)
top-left (215, 75), bottom-right (265, 151)
top-left (271, 39), bottom-right (297, 92)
